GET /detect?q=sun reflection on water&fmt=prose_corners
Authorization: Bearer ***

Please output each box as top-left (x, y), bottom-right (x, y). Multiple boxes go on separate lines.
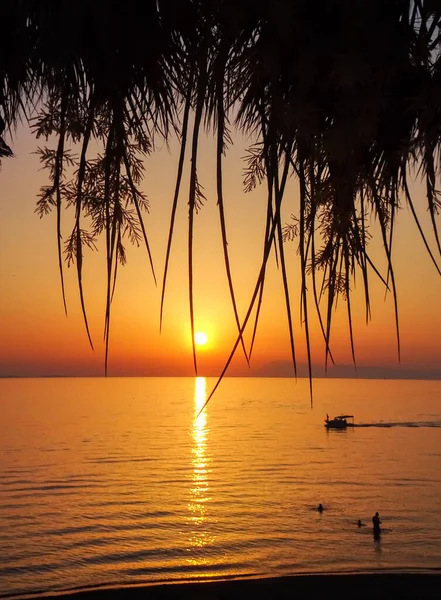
top-left (187, 377), bottom-right (215, 564)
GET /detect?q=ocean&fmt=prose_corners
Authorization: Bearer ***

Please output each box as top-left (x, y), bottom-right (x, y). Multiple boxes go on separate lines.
top-left (1, 377), bottom-right (441, 597)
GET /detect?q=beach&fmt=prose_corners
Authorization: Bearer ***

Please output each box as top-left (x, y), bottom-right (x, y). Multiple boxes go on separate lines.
top-left (42, 574), bottom-right (441, 600)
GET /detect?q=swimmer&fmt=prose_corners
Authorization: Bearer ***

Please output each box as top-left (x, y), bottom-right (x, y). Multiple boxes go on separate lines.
top-left (372, 512), bottom-right (382, 538)
top-left (317, 503), bottom-right (324, 513)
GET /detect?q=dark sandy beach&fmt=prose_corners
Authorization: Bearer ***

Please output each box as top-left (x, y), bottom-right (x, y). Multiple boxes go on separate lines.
top-left (37, 574), bottom-right (441, 600)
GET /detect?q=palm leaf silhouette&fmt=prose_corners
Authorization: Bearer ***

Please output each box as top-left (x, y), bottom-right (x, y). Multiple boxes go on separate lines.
top-left (0, 1), bottom-right (440, 401)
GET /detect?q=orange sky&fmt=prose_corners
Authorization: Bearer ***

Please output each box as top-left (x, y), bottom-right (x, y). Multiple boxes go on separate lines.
top-left (1, 124), bottom-right (441, 378)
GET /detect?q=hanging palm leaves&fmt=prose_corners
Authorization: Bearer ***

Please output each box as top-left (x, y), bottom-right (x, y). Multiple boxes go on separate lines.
top-left (1, 0), bottom-right (440, 399)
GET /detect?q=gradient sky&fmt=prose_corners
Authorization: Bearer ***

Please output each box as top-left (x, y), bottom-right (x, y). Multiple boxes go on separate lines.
top-left (1, 122), bottom-right (441, 378)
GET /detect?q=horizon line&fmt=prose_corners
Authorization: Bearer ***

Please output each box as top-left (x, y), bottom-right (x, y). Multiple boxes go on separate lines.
top-left (2, 373), bottom-right (441, 381)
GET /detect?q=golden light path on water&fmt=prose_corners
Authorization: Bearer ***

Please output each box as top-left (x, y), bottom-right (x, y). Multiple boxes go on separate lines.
top-left (187, 377), bottom-right (215, 565)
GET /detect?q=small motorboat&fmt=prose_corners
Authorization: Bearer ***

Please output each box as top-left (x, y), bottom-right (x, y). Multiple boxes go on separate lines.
top-left (324, 414), bottom-right (354, 429)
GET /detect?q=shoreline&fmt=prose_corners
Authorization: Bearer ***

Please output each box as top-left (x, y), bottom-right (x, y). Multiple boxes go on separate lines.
top-left (10, 573), bottom-right (441, 600)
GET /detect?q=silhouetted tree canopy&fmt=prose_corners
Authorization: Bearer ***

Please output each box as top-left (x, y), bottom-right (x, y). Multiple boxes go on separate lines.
top-left (1, 1), bottom-right (440, 398)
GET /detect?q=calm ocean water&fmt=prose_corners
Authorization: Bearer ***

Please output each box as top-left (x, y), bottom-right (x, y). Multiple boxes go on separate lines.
top-left (1, 377), bottom-right (441, 597)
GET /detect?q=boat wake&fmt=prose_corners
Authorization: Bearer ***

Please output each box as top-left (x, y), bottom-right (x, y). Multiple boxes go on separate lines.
top-left (352, 421), bottom-right (441, 428)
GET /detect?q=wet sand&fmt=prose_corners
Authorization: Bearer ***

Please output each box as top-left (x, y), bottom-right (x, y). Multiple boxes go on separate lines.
top-left (41, 574), bottom-right (441, 600)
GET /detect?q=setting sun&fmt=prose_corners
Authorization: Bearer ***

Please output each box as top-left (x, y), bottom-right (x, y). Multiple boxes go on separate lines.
top-left (194, 332), bottom-right (208, 346)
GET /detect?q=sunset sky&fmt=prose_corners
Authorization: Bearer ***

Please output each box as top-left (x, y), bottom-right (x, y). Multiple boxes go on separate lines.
top-left (1, 123), bottom-right (441, 379)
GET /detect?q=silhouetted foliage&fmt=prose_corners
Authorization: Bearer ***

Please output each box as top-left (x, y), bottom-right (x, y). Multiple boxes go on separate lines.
top-left (1, 1), bottom-right (440, 401)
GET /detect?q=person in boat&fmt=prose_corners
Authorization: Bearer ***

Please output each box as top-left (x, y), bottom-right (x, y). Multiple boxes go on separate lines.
top-left (317, 503), bottom-right (324, 513)
top-left (325, 414), bottom-right (329, 424)
top-left (372, 512), bottom-right (381, 537)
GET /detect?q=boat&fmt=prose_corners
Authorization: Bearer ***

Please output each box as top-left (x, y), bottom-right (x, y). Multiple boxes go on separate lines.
top-left (324, 414), bottom-right (354, 429)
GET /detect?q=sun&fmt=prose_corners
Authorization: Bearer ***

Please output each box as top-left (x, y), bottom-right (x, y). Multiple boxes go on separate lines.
top-left (194, 331), bottom-right (208, 346)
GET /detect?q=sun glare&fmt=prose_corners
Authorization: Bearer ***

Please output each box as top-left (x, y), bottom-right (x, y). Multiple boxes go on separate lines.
top-left (194, 332), bottom-right (208, 346)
